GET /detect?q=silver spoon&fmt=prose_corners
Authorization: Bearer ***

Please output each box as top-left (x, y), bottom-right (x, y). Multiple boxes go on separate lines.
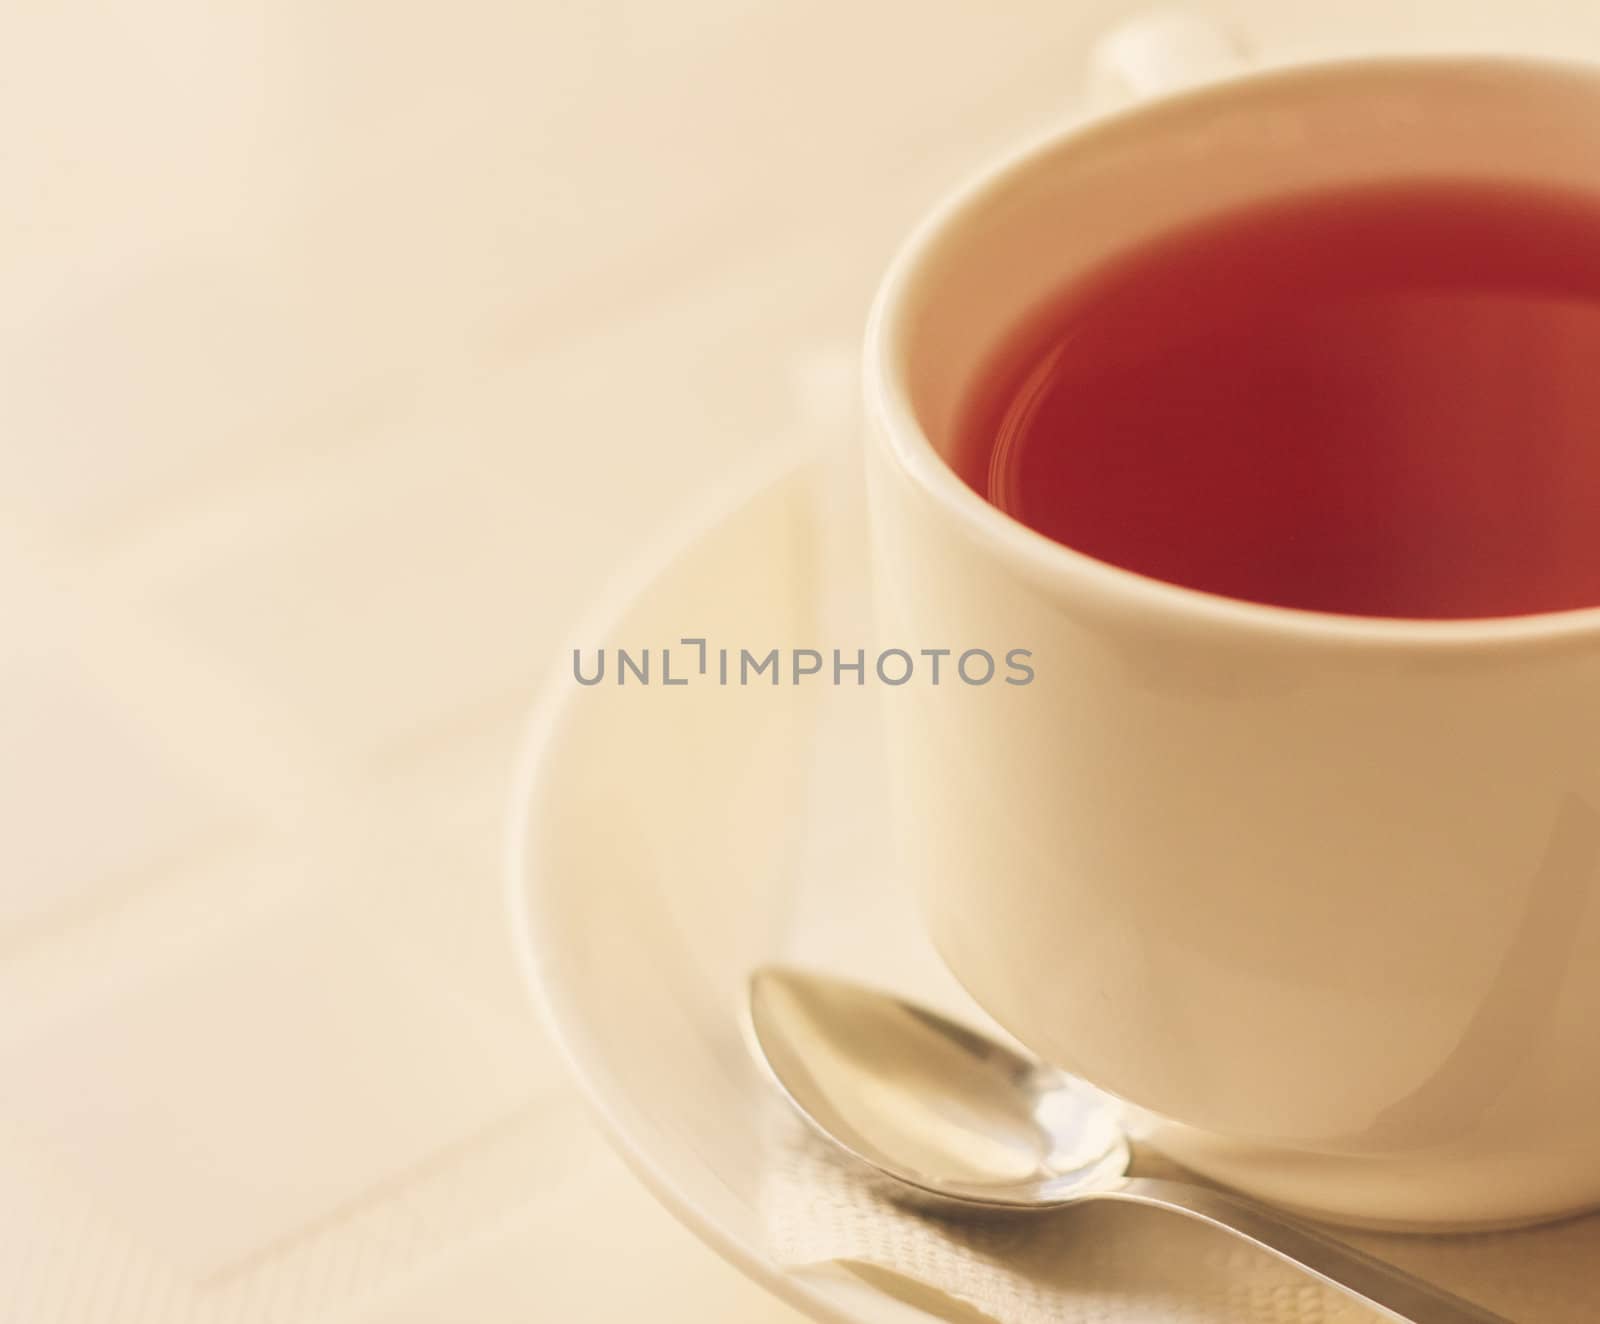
top-left (748, 966), bottom-right (1513, 1324)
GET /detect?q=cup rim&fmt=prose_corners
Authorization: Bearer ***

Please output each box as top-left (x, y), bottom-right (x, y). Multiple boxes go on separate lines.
top-left (864, 50), bottom-right (1600, 651)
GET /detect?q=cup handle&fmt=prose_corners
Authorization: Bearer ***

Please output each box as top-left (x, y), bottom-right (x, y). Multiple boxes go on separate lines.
top-left (1087, 9), bottom-right (1250, 109)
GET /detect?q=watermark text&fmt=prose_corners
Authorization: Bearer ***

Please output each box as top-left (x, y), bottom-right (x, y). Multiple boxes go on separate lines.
top-left (573, 639), bottom-right (1034, 687)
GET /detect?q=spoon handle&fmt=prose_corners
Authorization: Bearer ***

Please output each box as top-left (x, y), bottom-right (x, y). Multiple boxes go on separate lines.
top-left (1105, 1178), bottom-right (1514, 1323)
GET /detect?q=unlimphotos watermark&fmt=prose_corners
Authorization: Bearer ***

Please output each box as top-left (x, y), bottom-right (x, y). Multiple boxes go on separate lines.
top-left (573, 639), bottom-right (1034, 687)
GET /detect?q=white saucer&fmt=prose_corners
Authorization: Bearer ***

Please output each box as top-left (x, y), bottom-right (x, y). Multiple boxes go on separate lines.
top-left (508, 447), bottom-right (1600, 1323)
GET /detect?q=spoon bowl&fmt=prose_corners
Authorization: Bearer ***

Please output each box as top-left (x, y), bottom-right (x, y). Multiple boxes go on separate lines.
top-left (749, 965), bottom-right (1128, 1210)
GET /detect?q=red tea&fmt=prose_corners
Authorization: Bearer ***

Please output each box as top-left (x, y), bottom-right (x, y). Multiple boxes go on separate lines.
top-left (952, 180), bottom-right (1600, 619)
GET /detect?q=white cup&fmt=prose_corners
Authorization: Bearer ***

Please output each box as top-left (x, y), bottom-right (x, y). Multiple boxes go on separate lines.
top-left (864, 13), bottom-right (1600, 1230)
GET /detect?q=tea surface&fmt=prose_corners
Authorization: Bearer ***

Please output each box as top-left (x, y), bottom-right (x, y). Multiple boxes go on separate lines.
top-left (953, 179), bottom-right (1600, 618)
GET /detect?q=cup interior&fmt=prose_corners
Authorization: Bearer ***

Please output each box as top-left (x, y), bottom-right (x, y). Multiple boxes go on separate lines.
top-left (880, 57), bottom-right (1600, 482)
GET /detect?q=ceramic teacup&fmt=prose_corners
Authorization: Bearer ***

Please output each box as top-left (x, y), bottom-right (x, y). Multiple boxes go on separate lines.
top-left (864, 13), bottom-right (1600, 1230)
